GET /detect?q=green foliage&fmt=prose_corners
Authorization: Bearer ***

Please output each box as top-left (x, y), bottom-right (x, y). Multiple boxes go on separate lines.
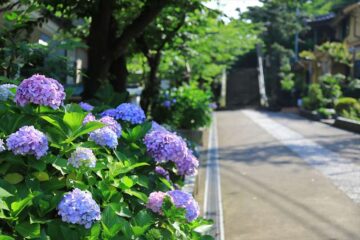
top-left (318, 74), bottom-right (343, 107)
top-left (302, 83), bottom-right (324, 110)
top-left (152, 83), bottom-right (213, 130)
top-left (279, 57), bottom-right (295, 91)
top-left (335, 97), bottom-right (360, 121)
top-left (0, 79), bottom-right (213, 239)
top-left (316, 42), bottom-right (352, 66)
top-left (316, 107), bottom-right (332, 119)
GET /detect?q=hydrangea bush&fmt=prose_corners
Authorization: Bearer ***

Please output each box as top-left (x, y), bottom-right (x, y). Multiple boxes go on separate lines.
top-left (0, 75), bottom-right (213, 239)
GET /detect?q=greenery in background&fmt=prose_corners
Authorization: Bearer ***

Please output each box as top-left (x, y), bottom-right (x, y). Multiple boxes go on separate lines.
top-left (152, 84), bottom-right (213, 130)
top-left (279, 57), bottom-right (295, 91)
top-left (335, 97), bottom-right (360, 121)
top-left (302, 83), bottom-right (324, 111)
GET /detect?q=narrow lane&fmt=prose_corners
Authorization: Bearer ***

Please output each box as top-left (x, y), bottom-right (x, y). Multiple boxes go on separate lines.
top-left (216, 110), bottom-right (360, 240)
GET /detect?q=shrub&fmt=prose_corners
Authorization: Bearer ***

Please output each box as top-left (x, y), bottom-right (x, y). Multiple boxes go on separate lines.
top-left (319, 74), bottom-right (343, 108)
top-left (0, 75), bottom-right (213, 239)
top-left (335, 97), bottom-right (360, 121)
top-left (152, 83), bottom-right (213, 130)
top-left (302, 83), bottom-right (324, 111)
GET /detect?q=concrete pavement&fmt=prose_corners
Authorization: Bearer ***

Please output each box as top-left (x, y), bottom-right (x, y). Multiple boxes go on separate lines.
top-left (213, 109), bottom-right (360, 240)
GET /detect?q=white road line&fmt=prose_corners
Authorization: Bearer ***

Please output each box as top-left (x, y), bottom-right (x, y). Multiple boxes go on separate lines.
top-left (204, 114), bottom-right (225, 240)
top-left (243, 110), bottom-right (360, 204)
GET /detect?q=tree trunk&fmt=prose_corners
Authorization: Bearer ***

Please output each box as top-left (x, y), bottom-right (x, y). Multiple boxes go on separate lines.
top-left (82, 0), bottom-right (114, 99)
top-left (141, 52), bottom-right (161, 113)
top-left (109, 56), bottom-right (128, 93)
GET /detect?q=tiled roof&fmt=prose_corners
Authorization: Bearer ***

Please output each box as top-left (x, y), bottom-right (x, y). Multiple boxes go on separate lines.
top-left (307, 12), bottom-right (336, 23)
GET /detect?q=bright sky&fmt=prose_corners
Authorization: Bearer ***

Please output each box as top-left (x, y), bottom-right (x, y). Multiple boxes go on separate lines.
top-left (205, 0), bottom-right (262, 19)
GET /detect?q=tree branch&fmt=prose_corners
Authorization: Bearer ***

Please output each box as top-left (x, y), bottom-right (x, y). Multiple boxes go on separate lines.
top-left (111, 0), bottom-right (171, 59)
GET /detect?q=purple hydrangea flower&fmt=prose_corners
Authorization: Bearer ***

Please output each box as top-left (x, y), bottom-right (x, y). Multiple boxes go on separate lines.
top-left (6, 126), bottom-right (48, 159)
top-left (99, 116), bottom-right (122, 137)
top-left (144, 130), bottom-right (188, 163)
top-left (151, 121), bottom-right (167, 132)
top-left (155, 166), bottom-right (170, 180)
top-left (209, 102), bottom-right (217, 109)
top-left (83, 113), bottom-right (96, 125)
top-left (167, 190), bottom-right (200, 222)
top-left (58, 188), bottom-right (101, 229)
top-left (15, 74), bottom-right (65, 109)
top-left (147, 190), bottom-right (200, 222)
top-left (115, 103), bottom-right (146, 124)
top-left (0, 139), bottom-right (5, 152)
top-left (176, 151), bottom-right (199, 176)
top-left (146, 191), bottom-right (166, 214)
top-left (100, 108), bottom-right (117, 118)
top-left (163, 100), bottom-right (171, 108)
top-left (89, 127), bottom-right (118, 148)
top-left (0, 84), bottom-right (17, 101)
top-left (68, 147), bottom-right (96, 168)
top-left (79, 102), bottom-right (94, 112)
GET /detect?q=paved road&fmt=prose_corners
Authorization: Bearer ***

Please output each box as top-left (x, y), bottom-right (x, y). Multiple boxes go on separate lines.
top-left (215, 109), bottom-right (360, 240)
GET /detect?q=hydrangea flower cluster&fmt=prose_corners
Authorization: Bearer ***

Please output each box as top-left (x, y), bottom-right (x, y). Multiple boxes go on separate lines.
top-left (0, 84), bottom-right (17, 101)
top-left (155, 166), bottom-right (170, 181)
top-left (146, 191), bottom-right (167, 214)
top-left (144, 130), bottom-right (188, 163)
top-left (151, 121), bottom-right (167, 132)
top-left (15, 74), bottom-right (65, 109)
top-left (83, 113), bottom-right (96, 125)
top-left (68, 147), bottom-right (97, 168)
top-left (144, 130), bottom-right (198, 176)
top-left (176, 152), bottom-right (199, 176)
top-left (0, 139), bottom-right (6, 152)
top-left (101, 103), bottom-right (145, 124)
top-left (168, 190), bottom-right (200, 222)
top-left (147, 190), bottom-right (200, 222)
top-left (6, 126), bottom-right (48, 159)
top-left (58, 188), bottom-right (101, 229)
top-left (79, 102), bottom-right (94, 112)
top-left (89, 127), bottom-right (118, 148)
top-left (99, 116), bottom-right (122, 137)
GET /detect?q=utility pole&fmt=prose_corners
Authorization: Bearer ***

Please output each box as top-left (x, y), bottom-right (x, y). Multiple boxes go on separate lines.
top-left (256, 44), bottom-right (269, 107)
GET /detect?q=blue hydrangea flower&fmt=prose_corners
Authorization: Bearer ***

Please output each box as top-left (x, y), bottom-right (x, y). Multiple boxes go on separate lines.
top-left (146, 191), bottom-right (167, 214)
top-left (68, 147), bottom-right (96, 168)
top-left (167, 190), bottom-right (200, 222)
top-left (99, 116), bottom-right (122, 137)
top-left (0, 139), bottom-right (6, 152)
top-left (58, 188), bottom-right (101, 229)
top-left (151, 121), bottom-right (167, 132)
top-left (147, 190), bottom-right (200, 222)
top-left (83, 113), bottom-right (96, 125)
top-left (144, 130), bottom-right (188, 163)
top-left (175, 151), bottom-right (199, 176)
top-left (89, 127), bottom-right (118, 148)
top-left (100, 108), bottom-right (117, 118)
top-left (6, 126), bottom-right (48, 159)
top-left (163, 100), bottom-right (171, 108)
top-left (0, 84), bottom-right (17, 101)
top-left (115, 103), bottom-right (146, 124)
top-left (15, 74), bottom-right (65, 109)
top-left (155, 166), bottom-right (170, 180)
top-left (79, 102), bottom-right (94, 112)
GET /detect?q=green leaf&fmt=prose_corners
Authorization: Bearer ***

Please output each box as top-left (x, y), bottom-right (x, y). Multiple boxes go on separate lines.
top-left (33, 172), bottom-right (49, 181)
top-left (123, 189), bottom-right (148, 202)
top-left (15, 222), bottom-right (40, 238)
top-left (0, 235), bottom-right (15, 240)
top-left (0, 187), bottom-right (13, 198)
top-left (11, 194), bottom-right (35, 216)
top-left (63, 112), bottom-right (86, 131)
top-left (128, 122), bottom-right (151, 141)
top-left (109, 162), bottom-right (149, 178)
top-left (40, 115), bottom-right (67, 135)
top-left (101, 206), bottom-right (125, 238)
top-left (4, 173), bottom-right (24, 184)
top-left (70, 121), bottom-right (105, 140)
top-left (131, 210), bottom-right (154, 236)
top-left (120, 176), bottom-right (134, 189)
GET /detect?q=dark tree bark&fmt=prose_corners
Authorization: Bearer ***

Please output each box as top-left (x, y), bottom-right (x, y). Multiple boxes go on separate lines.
top-left (109, 55), bottom-right (128, 93)
top-left (82, 0), bottom-right (171, 99)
